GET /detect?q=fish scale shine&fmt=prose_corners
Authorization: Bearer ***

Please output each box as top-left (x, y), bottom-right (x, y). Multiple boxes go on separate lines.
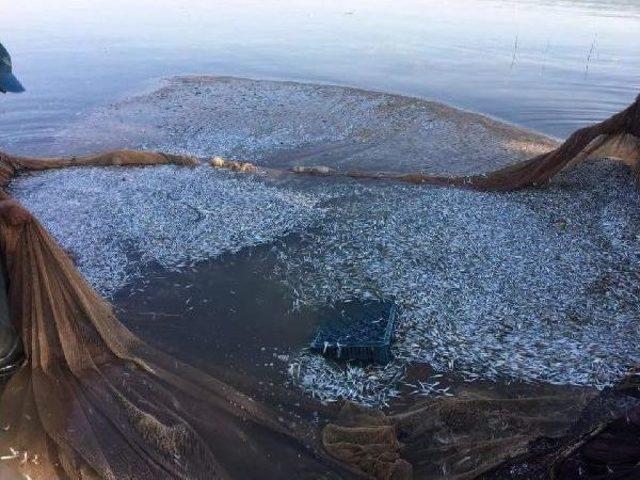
top-left (284, 160), bottom-right (640, 404)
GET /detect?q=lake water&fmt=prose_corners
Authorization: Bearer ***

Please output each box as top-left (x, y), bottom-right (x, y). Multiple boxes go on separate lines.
top-left (0, 0), bottom-right (639, 155)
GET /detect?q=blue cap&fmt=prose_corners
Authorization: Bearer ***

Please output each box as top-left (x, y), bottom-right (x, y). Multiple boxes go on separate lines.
top-left (0, 42), bottom-right (25, 94)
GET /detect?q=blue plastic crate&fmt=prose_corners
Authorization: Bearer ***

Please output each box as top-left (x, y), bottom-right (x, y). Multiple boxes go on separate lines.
top-left (309, 300), bottom-right (398, 364)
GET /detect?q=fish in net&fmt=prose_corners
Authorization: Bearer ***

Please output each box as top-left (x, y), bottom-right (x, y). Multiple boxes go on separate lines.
top-left (0, 93), bottom-right (637, 479)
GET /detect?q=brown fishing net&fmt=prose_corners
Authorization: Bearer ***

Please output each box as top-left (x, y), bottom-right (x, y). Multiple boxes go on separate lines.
top-left (0, 94), bottom-right (638, 479)
top-left (318, 95), bottom-right (640, 480)
top-left (286, 94), bottom-right (640, 190)
top-left (549, 412), bottom-right (640, 480)
top-left (322, 387), bottom-right (594, 480)
top-left (476, 373), bottom-right (640, 480)
top-left (0, 196), bottom-right (345, 479)
top-left (0, 245), bottom-right (21, 381)
top-left (0, 149), bottom-right (199, 206)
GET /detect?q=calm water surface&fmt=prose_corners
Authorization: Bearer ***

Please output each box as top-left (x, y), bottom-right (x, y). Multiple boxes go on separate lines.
top-left (0, 0), bottom-right (639, 155)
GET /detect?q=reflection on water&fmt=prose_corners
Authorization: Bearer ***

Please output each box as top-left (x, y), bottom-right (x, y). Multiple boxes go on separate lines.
top-left (0, 0), bottom-right (638, 155)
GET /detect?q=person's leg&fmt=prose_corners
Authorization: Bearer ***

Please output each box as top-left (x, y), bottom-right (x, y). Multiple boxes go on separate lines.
top-left (0, 252), bottom-right (23, 381)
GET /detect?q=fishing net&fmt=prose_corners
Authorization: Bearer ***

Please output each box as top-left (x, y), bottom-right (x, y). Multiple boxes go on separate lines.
top-left (0, 196), bottom-right (343, 479)
top-left (287, 94), bottom-right (640, 191)
top-left (0, 93), bottom-right (637, 479)
top-left (0, 149), bottom-right (198, 189)
top-left (322, 388), bottom-right (593, 480)
top-left (546, 412), bottom-right (640, 480)
top-left (0, 246), bottom-right (21, 381)
top-left (478, 373), bottom-right (640, 480)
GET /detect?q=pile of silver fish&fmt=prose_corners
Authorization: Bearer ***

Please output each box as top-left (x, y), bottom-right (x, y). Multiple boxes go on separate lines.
top-left (10, 165), bottom-right (326, 296)
top-left (282, 160), bottom-right (640, 404)
top-left (9, 159), bottom-right (640, 406)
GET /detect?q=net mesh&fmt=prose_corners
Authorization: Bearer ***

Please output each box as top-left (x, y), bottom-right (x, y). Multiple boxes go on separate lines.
top-left (288, 95), bottom-right (640, 190)
top-left (322, 389), bottom-right (593, 480)
top-left (0, 198), bottom-right (337, 479)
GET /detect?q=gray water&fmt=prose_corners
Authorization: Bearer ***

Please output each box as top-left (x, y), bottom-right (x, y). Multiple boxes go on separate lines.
top-left (0, 0), bottom-right (639, 155)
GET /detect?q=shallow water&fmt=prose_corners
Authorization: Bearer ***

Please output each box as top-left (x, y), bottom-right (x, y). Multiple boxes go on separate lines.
top-left (111, 242), bottom-right (316, 387)
top-left (1, 0), bottom-right (639, 155)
